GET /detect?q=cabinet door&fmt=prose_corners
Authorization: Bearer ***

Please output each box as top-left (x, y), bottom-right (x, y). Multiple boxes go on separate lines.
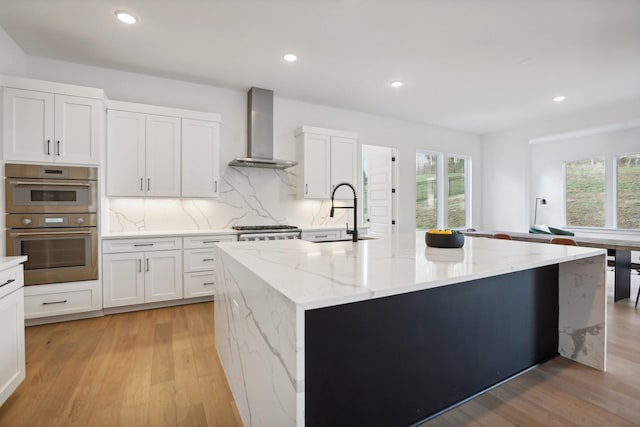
top-left (146, 115), bottom-right (181, 197)
top-left (107, 110), bottom-right (146, 196)
top-left (182, 119), bottom-right (220, 197)
top-left (302, 133), bottom-right (331, 199)
top-left (330, 136), bottom-right (357, 200)
top-left (103, 252), bottom-right (145, 307)
top-left (2, 88), bottom-right (54, 162)
top-left (145, 250), bottom-right (182, 303)
top-left (54, 95), bottom-right (101, 165)
top-left (184, 272), bottom-right (215, 298)
top-left (0, 287), bottom-right (25, 407)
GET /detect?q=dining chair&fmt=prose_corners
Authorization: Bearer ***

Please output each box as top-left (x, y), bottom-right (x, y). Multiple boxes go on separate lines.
top-left (493, 233), bottom-right (512, 240)
top-left (550, 237), bottom-right (578, 246)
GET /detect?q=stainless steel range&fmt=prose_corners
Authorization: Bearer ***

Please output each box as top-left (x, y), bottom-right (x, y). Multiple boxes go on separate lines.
top-left (232, 225), bottom-right (301, 241)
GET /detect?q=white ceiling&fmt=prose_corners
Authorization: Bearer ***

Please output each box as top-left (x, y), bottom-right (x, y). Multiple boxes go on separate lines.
top-left (1, 0), bottom-right (639, 135)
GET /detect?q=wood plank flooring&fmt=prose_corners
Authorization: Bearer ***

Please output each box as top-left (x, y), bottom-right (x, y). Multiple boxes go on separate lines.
top-left (1, 293), bottom-right (640, 426)
top-left (0, 302), bottom-right (241, 427)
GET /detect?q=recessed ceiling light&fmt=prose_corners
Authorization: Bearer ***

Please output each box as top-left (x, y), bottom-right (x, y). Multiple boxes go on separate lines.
top-left (115, 11), bottom-right (137, 24)
top-left (283, 53), bottom-right (297, 62)
top-left (390, 81), bottom-right (404, 88)
top-left (553, 95), bottom-right (566, 103)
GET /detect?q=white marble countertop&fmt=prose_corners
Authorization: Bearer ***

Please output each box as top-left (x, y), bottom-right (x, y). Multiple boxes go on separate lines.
top-left (101, 225), bottom-right (366, 239)
top-left (102, 229), bottom-right (237, 239)
top-left (216, 233), bottom-right (606, 310)
top-left (0, 256), bottom-right (28, 272)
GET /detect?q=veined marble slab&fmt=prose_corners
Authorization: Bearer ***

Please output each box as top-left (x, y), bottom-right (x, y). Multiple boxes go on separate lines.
top-left (215, 233), bottom-right (607, 426)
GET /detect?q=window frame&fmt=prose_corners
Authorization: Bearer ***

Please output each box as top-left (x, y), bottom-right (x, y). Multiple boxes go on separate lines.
top-left (415, 150), bottom-right (472, 230)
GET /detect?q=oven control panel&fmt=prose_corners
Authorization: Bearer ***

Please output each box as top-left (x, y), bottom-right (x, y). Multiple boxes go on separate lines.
top-left (6, 214), bottom-right (97, 228)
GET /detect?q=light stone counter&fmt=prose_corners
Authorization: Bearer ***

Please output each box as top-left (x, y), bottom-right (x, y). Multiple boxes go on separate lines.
top-left (215, 233), bottom-right (607, 426)
top-left (101, 229), bottom-right (237, 239)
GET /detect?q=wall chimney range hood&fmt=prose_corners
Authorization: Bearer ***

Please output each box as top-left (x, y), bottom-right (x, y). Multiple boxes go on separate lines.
top-left (228, 87), bottom-right (297, 169)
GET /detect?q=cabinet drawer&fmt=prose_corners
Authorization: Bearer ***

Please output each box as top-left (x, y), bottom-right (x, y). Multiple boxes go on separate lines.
top-left (183, 234), bottom-right (236, 249)
top-left (184, 248), bottom-right (216, 272)
top-left (0, 264), bottom-right (24, 299)
top-left (103, 237), bottom-right (182, 253)
top-left (184, 272), bottom-right (215, 298)
top-left (24, 284), bottom-right (101, 319)
top-left (301, 231), bottom-right (342, 242)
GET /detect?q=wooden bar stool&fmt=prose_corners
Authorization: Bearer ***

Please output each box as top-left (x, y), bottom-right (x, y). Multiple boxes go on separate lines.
top-left (493, 233), bottom-right (512, 240)
top-left (550, 237), bottom-right (578, 246)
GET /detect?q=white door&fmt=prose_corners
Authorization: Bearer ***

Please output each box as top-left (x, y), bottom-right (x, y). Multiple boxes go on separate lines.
top-left (107, 110), bottom-right (146, 196)
top-left (146, 114), bottom-right (181, 197)
top-left (145, 250), bottom-right (182, 303)
top-left (54, 95), bottom-right (101, 165)
top-left (363, 145), bottom-right (395, 237)
top-left (102, 253), bottom-right (145, 307)
top-left (181, 118), bottom-right (220, 197)
top-left (330, 136), bottom-right (357, 200)
top-left (303, 133), bottom-right (331, 199)
top-left (2, 88), bottom-right (54, 162)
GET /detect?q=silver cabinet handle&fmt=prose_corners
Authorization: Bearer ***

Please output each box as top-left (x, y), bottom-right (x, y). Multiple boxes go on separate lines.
top-left (203, 282), bottom-right (214, 286)
top-left (0, 279), bottom-right (15, 288)
top-left (138, 259), bottom-right (142, 273)
top-left (43, 300), bottom-right (67, 305)
top-left (305, 184), bottom-right (308, 194)
top-left (46, 140), bottom-right (51, 155)
top-left (147, 178), bottom-right (150, 191)
top-left (140, 178), bottom-right (143, 191)
top-left (57, 140), bottom-right (61, 156)
top-left (315, 235), bottom-right (328, 238)
top-left (202, 240), bottom-right (220, 244)
top-left (146, 258), bottom-right (149, 272)
top-left (214, 180), bottom-right (218, 192)
top-left (203, 258), bottom-right (214, 262)
top-left (134, 243), bottom-right (154, 247)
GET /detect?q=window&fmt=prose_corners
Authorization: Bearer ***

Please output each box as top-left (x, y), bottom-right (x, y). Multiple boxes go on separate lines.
top-left (416, 152), bottom-right (439, 229)
top-left (617, 154), bottom-right (640, 229)
top-left (565, 158), bottom-right (606, 227)
top-left (447, 156), bottom-right (468, 228)
top-left (416, 151), bottom-right (471, 230)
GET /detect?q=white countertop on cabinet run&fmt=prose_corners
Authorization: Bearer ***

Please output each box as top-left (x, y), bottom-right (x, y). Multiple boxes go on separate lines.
top-left (216, 233), bottom-right (605, 310)
top-left (102, 229), bottom-right (237, 239)
top-left (0, 256), bottom-right (28, 272)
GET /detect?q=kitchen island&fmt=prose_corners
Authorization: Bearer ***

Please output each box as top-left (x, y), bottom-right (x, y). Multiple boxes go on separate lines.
top-left (214, 234), bottom-right (606, 427)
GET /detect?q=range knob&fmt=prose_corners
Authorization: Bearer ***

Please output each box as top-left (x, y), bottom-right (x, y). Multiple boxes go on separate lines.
top-left (76, 217), bottom-right (85, 225)
top-left (22, 218), bottom-right (32, 226)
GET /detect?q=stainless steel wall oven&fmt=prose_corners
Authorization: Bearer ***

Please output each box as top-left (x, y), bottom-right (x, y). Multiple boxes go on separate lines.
top-left (5, 164), bottom-right (98, 285)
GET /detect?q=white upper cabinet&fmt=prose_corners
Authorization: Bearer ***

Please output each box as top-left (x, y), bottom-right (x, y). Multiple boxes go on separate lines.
top-left (181, 118), bottom-right (220, 198)
top-left (107, 110), bottom-right (146, 196)
top-left (145, 114), bottom-right (181, 197)
top-left (296, 126), bottom-right (357, 200)
top-left (107, 101), bottom-right (221, 198)
top-left (3, 87), bottom-right (101, 165)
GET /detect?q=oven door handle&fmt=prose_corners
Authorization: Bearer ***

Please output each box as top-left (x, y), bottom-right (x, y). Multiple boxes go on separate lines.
top-left (9, 180), bottom-right (92, 187)
top-left (11, 230), bottom-right (94, 237)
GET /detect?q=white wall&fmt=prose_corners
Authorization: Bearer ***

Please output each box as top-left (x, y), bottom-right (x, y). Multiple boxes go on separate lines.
top-left (0, 26), bottom-right (26, 76)
top-left (24, 56), bottom-right (482, 233)
top-left (481, 98), bottom-right (640, 235)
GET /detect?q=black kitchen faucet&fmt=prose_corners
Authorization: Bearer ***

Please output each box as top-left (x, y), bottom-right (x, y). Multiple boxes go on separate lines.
top-left (329, 182), bottom-right (358, 242)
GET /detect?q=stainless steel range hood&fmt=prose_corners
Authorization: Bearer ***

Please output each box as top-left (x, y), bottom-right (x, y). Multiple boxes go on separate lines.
top-left (228, 87), bottom-right (297, 169)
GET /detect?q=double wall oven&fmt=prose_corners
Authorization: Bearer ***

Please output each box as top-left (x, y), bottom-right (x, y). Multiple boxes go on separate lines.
top-left (5, 164), bottom-right (98, 286)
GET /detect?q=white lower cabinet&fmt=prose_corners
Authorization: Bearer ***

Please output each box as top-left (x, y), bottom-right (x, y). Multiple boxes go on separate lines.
top-left (0, 263), bottom-right (26, 407)
top-left (183, 234), bottom-right (236, 298)
top-left (24, 281), bottom-right (102, 319)
top-left (102, 237), bottom-right (182, 308)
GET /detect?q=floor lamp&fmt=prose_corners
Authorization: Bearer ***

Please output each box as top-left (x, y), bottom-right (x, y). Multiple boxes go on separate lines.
top-left (534, 197), bottom-right (547, 225)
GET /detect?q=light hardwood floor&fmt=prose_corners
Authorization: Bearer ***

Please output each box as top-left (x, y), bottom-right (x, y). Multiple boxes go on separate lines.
top-left (1, 286), bottom-right (639, 426)
top-left (0, 302), bottom-right (242, 427)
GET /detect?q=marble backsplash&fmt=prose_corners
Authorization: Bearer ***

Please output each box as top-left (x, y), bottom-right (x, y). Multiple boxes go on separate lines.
top-left (107, 167), bottom-right (353, 232)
